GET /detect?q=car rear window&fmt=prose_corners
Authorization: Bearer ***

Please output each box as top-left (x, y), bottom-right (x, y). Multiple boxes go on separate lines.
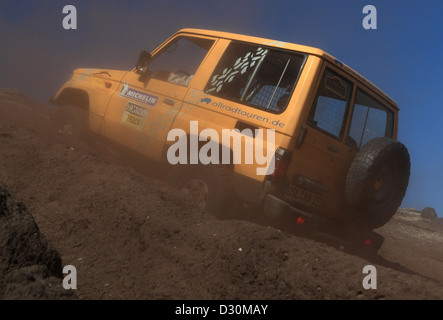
top-left (308, 69), bottom-right (353, 139)
top-left (347, 89), bottom-right (395, 149)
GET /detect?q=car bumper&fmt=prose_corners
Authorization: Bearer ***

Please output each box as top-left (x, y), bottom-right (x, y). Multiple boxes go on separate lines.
top-left (263, 193), bottom-right (317, 221)
top-left (262, 193), bottom-right (385, 252)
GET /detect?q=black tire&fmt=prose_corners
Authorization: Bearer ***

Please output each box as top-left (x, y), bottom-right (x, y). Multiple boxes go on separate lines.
top-left (345, 137), bottom-right (410, 229)
top-left (165, 164), bottom-right (233, 218)
top-left (51, 106), bottom-right (89, 143)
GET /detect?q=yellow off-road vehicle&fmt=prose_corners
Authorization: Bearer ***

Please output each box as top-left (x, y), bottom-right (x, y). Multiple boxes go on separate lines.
top-left (50, 29), bottom-right (410, 236)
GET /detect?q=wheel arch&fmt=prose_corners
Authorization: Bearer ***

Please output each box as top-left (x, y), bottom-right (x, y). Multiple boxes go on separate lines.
top-left (53, 88), bottom-right (90, 112)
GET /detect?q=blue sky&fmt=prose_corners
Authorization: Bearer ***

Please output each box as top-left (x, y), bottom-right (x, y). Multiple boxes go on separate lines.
top-left (1, 0), bottom-right (442, 216)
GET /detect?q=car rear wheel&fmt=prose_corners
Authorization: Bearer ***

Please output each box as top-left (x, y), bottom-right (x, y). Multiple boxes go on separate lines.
top-left (165, 164), bottom-right (233, 218)
top-left (345, 137), bottom-right (410, 229)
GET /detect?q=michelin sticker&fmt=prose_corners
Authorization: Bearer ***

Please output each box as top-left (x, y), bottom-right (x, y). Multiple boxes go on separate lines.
top-left (119, 81), bottom-right (158, 106)
top-left (121, 102), bottom-right (149, 130)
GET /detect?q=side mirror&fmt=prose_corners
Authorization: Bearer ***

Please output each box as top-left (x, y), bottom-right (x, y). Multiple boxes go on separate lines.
top-left (136, 50), bottom-right (151, 74)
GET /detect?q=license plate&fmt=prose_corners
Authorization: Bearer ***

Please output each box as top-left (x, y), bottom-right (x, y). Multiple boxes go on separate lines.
top-left (285, 184), bottom-right (325, 209)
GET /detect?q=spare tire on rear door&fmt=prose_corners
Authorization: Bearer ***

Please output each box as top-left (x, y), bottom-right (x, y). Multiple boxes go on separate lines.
top-left (345, 137), bottom-right (410, 230)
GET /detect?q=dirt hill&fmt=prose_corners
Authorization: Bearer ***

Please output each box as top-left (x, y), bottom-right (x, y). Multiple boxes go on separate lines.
top-left (0, 89), bottom-right (442, 300)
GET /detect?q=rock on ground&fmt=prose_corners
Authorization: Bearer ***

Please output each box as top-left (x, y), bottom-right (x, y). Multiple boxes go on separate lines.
top-left (421, 207), bottom-right (438, 219)
top-left (0, 186), bottom-right (76, 299)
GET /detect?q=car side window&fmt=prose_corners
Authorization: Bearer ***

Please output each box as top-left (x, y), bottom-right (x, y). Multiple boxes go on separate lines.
top-left (147, 36), bottom-right (214, 87)
top-left (347, 89), bottom-right (394, 149)
top-left (308, 69), bottom-right (353, 139)
top-left (205, 42), bottom-right (306, 113)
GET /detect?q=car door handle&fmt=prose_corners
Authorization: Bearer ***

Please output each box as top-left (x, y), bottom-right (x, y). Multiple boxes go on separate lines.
top-left (327, 142), bottom-right (340, 153)
top-left (164, 98), bottom-right (175, 106)
top-left (296, 125), bottom-right (307, 148)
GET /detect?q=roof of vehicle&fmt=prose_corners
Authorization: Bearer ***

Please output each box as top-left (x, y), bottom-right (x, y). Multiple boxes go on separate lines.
top-left (173, 28), bottom-right (398, 109)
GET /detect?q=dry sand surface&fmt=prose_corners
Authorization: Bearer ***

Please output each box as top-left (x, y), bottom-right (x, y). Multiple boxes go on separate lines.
top-left (0, 89), bottom-right (442, 300)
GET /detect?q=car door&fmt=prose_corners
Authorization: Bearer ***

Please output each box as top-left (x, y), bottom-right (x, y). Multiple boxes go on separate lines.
top-left (99, 35), bottom-right (216, 160)
top-left (288, 65), bottom-right (356, 218)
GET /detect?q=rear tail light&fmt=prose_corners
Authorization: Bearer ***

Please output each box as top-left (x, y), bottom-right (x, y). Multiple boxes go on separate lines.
top-left (271, 147), bottom-right (291, 183)
top-left (296, 216), bottom-right (305, 225)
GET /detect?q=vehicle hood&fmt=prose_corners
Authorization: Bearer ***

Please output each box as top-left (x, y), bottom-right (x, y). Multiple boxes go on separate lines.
top-left (72, 68), bottom-right (129, 82)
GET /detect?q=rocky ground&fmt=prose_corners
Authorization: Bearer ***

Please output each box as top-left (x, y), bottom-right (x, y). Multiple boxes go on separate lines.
top-left (0, 89), bottom-right (442, 300)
